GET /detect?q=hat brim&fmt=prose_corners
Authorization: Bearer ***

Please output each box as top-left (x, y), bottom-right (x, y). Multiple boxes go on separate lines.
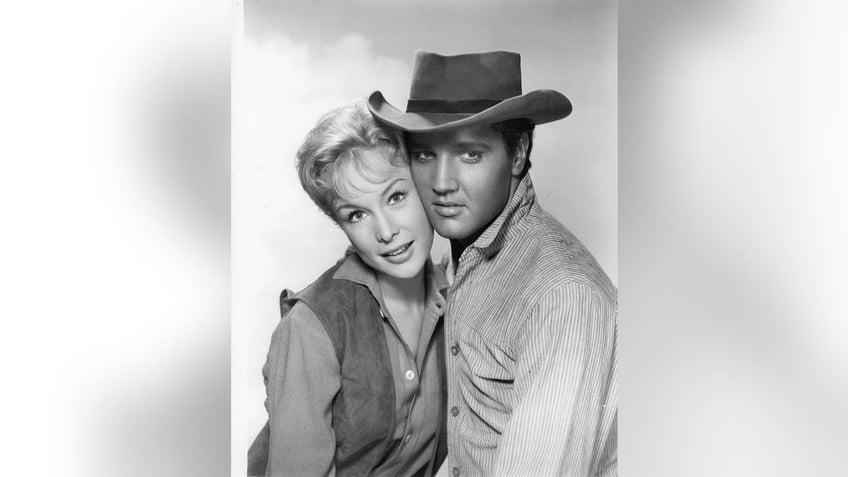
top-left (367, 89), bottom-right (572, 133)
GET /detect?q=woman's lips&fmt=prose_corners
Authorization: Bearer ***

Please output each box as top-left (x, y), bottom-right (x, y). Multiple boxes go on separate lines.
top-left (381, 241), bottom-right (414, 263)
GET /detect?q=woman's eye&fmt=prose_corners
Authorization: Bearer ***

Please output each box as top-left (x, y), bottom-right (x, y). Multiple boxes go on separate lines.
top-left (347, 210), bottom-right (365, 223)
top-left (388, 190), bottom-right (408, 205)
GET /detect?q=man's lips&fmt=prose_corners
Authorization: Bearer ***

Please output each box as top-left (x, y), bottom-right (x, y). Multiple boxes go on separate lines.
top-left (432, 200), bottom-right (463, 217)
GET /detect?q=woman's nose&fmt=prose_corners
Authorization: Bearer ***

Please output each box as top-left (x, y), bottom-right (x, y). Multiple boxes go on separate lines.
top-left (374, 214), bottom-right (399, 243)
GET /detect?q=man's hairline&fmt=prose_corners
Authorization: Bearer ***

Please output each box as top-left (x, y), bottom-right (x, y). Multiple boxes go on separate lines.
top-left (403, 122), bottom-right (526, 157)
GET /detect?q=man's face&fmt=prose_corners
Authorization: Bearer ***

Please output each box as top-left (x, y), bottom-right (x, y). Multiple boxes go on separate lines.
top-left (407, 124), bottom-right (525, 245)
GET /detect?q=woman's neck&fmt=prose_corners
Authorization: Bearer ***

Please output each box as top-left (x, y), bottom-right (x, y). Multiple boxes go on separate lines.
top-left (377, 267), bottom-right (427, 310)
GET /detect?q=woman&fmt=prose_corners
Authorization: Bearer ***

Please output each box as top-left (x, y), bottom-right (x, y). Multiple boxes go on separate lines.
top-left (248, 100), bottom-right (448, 476)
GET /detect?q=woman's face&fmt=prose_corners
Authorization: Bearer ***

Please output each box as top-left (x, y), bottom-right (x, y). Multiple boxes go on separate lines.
top-left (333, 150), bottom-right (434, 280)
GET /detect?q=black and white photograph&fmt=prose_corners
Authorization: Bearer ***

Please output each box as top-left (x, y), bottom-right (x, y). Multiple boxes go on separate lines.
top-left (4, 1), bottom-right (848, 476)
top-left (233, 1), bottom-right (617, 475)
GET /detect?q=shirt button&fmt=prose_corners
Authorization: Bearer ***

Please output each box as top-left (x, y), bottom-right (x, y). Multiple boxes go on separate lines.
top-left (405, 370), bottom-right (416, 380)
top-left (452, 467), bottom-right (460, 476)
top-left (404, 434), bottom-right (412, 443)
top-left (451, 406), bottom-right (459, 417)
top-left (450, 344), bottom-right (459, 355)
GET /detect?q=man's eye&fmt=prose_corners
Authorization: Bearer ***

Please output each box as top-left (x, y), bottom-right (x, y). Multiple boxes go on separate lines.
top-left (412, 151), bottom-right (435, 162)
top-left (460, 151), bottom-right (482, 162)
top-left (388, 190), bottom-right (408, 205)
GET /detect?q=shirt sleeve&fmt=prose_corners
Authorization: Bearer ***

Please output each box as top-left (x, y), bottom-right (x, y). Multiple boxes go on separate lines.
top-left (595, 412), bottom-right (618, 477)
top-left (491, 282), bottom-right (618, 476)
top-left (263, 301), bottom-right (341, 477)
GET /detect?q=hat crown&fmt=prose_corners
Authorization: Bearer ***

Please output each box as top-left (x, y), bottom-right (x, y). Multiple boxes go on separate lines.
top-left (408, 50), bottom-right (523, 102)
top-left (368, 49), bottom-right (572, 133)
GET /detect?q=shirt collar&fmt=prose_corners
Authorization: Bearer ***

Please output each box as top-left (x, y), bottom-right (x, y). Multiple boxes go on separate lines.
top-left (332, 251), bottom-right (449, 313)
top-left (469, 174), bottom-right (537, 258)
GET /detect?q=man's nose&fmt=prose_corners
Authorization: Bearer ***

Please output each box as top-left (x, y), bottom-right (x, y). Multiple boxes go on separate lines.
top-left (432, 157), bottom-right (458, 195)
top-left (374, 213), bottom-right (399, 243)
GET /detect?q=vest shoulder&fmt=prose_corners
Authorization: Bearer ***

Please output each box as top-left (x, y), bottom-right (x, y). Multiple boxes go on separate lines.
top-left (287, 262), bottom-right (381, 327)
top-left (297, 264), bottom-right (353, 301)
top-left (280, 263), bottom-right (381, 364)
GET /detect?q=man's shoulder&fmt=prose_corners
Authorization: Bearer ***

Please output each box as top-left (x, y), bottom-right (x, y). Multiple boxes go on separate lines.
top-left (506, 205), bottom-right (616, 306)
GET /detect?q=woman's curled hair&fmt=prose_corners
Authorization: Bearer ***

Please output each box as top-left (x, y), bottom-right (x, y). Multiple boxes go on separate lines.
top-left (296, 100), bottom-right (408, 221)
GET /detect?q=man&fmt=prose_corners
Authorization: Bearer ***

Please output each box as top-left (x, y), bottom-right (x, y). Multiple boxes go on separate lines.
top-left (369, 50), bottom-right (617, 476)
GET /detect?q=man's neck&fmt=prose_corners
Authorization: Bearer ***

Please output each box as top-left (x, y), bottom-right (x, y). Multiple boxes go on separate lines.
top-left (449, 234), bottom-right (478, 265)
top-left (449, 241), bottom-right (466, 266)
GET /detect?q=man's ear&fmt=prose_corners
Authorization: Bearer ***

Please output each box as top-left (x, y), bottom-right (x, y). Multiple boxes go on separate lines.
top-left (510, 133), bottom-right (529, 177)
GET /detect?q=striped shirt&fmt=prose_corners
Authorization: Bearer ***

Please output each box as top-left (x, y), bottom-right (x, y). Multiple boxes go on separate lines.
top-left (443, 175), bottom-right (618, 476)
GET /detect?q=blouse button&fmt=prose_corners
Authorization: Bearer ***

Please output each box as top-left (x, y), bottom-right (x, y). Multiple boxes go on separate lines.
top-left (405, 370), bottom-right (416, 380)
top-left (451, 406), bottom-right (459, 417)
top-left (450, 344), bottom-right (459, 356)
top-left (452, 467), bottom-right (461, 476)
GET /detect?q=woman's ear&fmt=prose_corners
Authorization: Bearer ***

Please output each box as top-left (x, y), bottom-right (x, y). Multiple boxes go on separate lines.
top-left (510, 133), bottom-right (529, 177)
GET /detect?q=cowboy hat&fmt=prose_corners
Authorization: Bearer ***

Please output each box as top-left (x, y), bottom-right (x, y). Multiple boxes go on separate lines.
top-left (368, 50), bottom-right (572, 133)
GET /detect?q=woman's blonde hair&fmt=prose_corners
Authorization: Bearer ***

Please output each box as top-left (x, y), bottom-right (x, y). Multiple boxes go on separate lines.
top-left (296, 100), bottom-right (408, 221)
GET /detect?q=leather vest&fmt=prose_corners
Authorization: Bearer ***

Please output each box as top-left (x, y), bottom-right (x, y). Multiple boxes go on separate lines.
top-left (249, 260), bottom-right (425, 476)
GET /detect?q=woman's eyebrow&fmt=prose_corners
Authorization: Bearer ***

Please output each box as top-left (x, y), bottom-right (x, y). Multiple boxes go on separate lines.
top-left (380, 178), bottom-right (404, 197)
top-left (334, 196), bottom-right (361, 213)
top-left (334, 202), bottom-right (355, 217)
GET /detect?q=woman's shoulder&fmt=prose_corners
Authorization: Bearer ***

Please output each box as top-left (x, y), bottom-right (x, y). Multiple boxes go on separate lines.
top-left (273, 300), bottom-right (324, 339)
top-left (264, 299), bottom-right (338, 365)
top-left (263, 299), bottom-right (340, 384)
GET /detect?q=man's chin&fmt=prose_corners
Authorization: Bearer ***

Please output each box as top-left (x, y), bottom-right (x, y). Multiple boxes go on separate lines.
top-left (426, 214), bottom-right (475, 241)
top-left (433, 224), bottom-right (472, 242)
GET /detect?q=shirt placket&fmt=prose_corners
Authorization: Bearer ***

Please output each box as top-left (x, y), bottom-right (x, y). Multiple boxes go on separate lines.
top-left (379, 307), bottom-right (418, 464)
top-left (397, 349), bottom-right (421, 459)
top-left (376, 298), bottom-right (440, 473)
top-left (445, 248), bottom-right (482, 477)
